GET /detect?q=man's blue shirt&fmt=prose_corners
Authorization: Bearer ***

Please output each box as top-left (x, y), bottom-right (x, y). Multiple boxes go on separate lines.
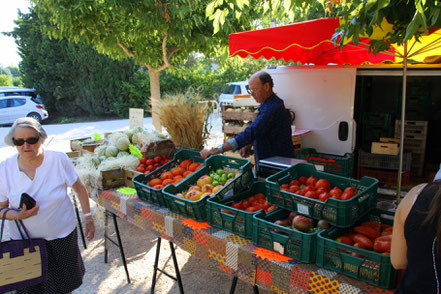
top-left (233, 94), bottom-right (295, 163)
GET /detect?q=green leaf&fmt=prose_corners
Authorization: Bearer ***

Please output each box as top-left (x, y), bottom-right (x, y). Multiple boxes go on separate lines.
top-left (93, 132), bottom-right (102, 140)
top-left (116, 187), bottom-right (137, 195)
top-left (129, 144), bottom-right (142, 159)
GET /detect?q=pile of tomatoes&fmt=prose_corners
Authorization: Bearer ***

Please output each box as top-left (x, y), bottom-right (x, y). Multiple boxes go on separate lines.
top-left (335, 221), bottom-right (393, 256)
top-left (279, 176), bottom-right (358, 202)
top-left (224, 193), bottom-right (278, 214)
top-left (147, 159), bottom-right (203, 189)
top-left (136, 154), bottom-right (171, 174)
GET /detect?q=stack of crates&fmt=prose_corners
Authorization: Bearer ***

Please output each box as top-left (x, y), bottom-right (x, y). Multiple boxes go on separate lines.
top-left (395, 120), bottom-right (428, 176)
top-left (361, 112), bottom-right (395, 148)
top-left (358, 149), bottom-right (412, 186)
top-left (403, 85), bottom-right (431, 121)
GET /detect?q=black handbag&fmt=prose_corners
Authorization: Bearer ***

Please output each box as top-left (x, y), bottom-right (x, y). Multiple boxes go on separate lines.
top-left (0, 207), bottom-right (48, 293)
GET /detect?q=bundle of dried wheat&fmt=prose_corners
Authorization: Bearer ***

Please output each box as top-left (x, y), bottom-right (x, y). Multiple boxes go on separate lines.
top-left (157, 88), bottom-right (213, 150)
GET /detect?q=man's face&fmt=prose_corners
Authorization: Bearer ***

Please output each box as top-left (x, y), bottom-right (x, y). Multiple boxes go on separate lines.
top-left (248, 77), bottom-right (267, 104)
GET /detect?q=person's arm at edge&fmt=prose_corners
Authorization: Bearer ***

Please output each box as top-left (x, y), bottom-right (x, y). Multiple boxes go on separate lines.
top-left (72, 178), bottom-right (95, 240)
top-left (0, 200), bottom-right (39, 220)
top-left (391, 183), bottom-right (425, 269)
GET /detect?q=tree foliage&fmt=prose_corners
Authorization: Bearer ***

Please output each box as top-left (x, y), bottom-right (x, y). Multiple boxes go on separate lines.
top-left (31, 0), bottom-right (260, 128)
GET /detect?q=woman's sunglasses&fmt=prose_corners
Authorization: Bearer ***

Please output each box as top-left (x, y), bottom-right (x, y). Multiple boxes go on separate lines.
top-left (12, 137), bottom-right (40, 146)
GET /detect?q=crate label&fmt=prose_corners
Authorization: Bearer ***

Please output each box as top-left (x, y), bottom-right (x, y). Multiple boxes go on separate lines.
top-left (314, 164), bottom-right (325, 171)
top-left (297, 203), bottom-right (310, 216)
top-left (273, 241), bottom-right (284, 255)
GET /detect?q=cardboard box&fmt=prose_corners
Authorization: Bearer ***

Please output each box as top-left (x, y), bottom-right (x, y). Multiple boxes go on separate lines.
top-left (97, 168), bottom-right (142, 189)
top-left (371, 142), bottom-right (399, 155)
top-left (379, 137), bottom-right (400, 144)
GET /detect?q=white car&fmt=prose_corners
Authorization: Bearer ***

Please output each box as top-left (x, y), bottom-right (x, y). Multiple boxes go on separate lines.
top-left (0, 95), bottom-right (49, 125)
top-left (218, 81), bottom-right (249, 106)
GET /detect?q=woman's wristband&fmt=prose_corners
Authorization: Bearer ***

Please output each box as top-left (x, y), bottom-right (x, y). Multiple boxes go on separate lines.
top-left (83, 212), bottom-right (93, 217)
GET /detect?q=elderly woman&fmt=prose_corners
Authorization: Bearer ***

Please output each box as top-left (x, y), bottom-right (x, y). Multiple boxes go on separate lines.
top-left (0, 117), bottom-right (95, 294)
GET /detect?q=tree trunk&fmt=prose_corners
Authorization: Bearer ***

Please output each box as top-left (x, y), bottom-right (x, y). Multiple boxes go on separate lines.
top-left (148, 69), bottom-right (161, 131)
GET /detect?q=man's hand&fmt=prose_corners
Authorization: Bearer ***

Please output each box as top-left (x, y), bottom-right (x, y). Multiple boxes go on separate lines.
top-left (200, 148), bottom-right (218, 159)
top-left (240, 145), bottom-right (252, 158)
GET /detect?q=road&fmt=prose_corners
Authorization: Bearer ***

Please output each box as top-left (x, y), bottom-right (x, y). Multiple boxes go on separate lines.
top-left (0, 115), bottom-right (223, 162)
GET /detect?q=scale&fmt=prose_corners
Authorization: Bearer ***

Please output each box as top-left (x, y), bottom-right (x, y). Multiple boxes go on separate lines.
top-left (257, 156), bottom-right (308, 178)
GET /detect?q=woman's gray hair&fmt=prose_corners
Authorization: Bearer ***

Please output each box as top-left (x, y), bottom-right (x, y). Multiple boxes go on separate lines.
top-left (4, 117), bottom-right (48, 146)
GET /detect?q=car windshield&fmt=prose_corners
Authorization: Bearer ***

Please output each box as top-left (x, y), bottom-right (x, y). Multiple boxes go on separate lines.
top-left (222, 84), bottom-right (241, 95)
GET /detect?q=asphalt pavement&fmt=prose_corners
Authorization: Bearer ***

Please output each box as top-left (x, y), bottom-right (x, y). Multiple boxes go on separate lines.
top-left (0, 114), bottom-right (223, 162)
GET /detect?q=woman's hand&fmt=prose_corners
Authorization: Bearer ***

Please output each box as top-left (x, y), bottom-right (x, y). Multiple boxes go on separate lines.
top-left (84, 216), bottom-right (95, 241)
top-left (17, 203), bottom-right (39, 220)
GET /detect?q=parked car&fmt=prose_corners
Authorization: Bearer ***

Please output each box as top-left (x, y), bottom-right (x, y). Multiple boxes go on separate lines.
top-left (218, 81), bottom-right (249, 106)
top-left (0, 95), bottom-right (49, 125)
top-left (0, 86), bottom-right (40, 99)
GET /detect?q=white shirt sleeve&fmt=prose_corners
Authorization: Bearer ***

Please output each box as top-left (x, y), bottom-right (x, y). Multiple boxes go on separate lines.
top-left (59, 152), bottom-right (79, 187)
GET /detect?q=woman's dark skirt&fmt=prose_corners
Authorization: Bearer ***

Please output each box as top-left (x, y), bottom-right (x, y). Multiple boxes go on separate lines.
top-left (17, 228), bottom-right (85, 294)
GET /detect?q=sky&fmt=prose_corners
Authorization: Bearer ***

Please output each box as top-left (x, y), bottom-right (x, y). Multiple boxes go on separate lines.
top-left (0, 0), bottom-right (31, 67)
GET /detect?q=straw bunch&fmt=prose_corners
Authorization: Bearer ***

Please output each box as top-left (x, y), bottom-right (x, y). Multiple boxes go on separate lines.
top-left (157, 88), bottom-right (213, 150)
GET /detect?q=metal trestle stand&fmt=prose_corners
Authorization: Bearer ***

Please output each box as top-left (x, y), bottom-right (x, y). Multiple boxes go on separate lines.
top-left (229, 276), bottom-right (259, 294)
top-left (104, 209), bottom-right (131, 284)
top-left (151, 237), bottom-right (184, 294)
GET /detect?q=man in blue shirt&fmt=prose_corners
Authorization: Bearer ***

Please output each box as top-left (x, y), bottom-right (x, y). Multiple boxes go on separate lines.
top-left (201, 71), bottom-right (295, 163)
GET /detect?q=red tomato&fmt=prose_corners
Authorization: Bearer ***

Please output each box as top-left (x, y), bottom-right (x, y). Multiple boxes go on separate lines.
top-left (136, 166), bottom-right (145, 172)
top-left (289, 185), bottom-right (300, 193)
top-left (266, 206), bottom-right (278, 212)
top-left (306, 176), bottom-right (318, 187)
top-left (352, 234), bottom-right (373, 249)
top-left (162, 153), bottom-right (168, 159)
top-left (318, 192), bottom-right (329, 202)
top-left (242, 200), bottom-right (250, 209)
top-left (353, 242), bottom-right (369, 250)
top-left (304, 191), bottom-right (317, 199)
top-left (139, 157), bottom-right (147, 164)
top-left (280, 184), bottom-right (289, 190)
top-left (245, 206), bottom-right (259, 213)
top-left (315, 179), bottom-right (331, 192)
top-left (353, 226), bottom-right (381, 240)
top-left (344, 187), bottom-right (358, 197)
top-left (299, 176), bottom-right (308, 185)
top-left (154, 156), bottom-right (162, 163)
top-left (289, 179), bottom-right (300, 187)
top-left (340, 192), bottom-right (353, 201)
top-left (254, 193), bottom-right (266, 200)
top-left (248, 196), bottom-right (256, 204)
top-left (146, 159), bottom-right (155, 166)
top-left (296, 190), bottom-right (305, 196)
top-left (373, 235), bottom-right (392, 253)
top-left (303, 185), bottom-right (315, 193)
top-left (329, 186), bottom-right (343, 198)
top-left (231, 203), bottom-right (243, 210)
top-left (180, 159), bottom-right (191, 170)
top-left (335, 236), bottom-right (353, 246)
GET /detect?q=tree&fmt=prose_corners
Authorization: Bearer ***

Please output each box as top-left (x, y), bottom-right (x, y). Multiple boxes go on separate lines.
top-left (32, 0), bottom-right (259, 129)
top-left (9, 11), bottom-right (144, 117)
top-left (0, 74), bottom-right (12, 86)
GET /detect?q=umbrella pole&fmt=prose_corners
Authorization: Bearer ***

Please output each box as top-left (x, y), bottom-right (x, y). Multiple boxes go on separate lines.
top-left (396, 43), bottom-right (408, 204)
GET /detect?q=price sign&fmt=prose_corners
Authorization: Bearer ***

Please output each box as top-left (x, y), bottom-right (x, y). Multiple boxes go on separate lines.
top-left (297, 203), bottom-right (310, 216)
top-left (129, 108), bottom-right (144, 129)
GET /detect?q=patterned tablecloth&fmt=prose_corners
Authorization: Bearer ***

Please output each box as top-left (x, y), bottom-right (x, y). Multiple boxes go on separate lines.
top-left (95, 188), bottom-right (394, 294)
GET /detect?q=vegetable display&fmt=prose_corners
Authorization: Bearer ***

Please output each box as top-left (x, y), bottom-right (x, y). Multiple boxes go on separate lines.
top-left (279, 176), bottom-right (358, 202)
top-left (335, 221), bottom-right (393, 255)
top-left (146, 159), bottom-right (203, 189)
top-left (272, 212), bottom-right (330, 234)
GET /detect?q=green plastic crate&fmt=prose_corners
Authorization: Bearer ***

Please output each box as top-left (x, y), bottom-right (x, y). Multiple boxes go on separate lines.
top-left (316, 209), bottom-right (396, 289)
top-left (265, 163), bottom-right (378, 228)
top-left (295, 148), bottom-right (354, 177)
top-left (252, 208), bottom-right (323, 263)
top-left (206, 181), bottom-right (267, 239)
top-left (162, 155), bottom-right (254, 221)
top-left (133, 149), bottom-right (204, 207)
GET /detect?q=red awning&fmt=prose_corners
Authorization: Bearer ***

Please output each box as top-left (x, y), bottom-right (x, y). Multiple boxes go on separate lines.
top-left (229, 17), bottom-right (397, 65)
